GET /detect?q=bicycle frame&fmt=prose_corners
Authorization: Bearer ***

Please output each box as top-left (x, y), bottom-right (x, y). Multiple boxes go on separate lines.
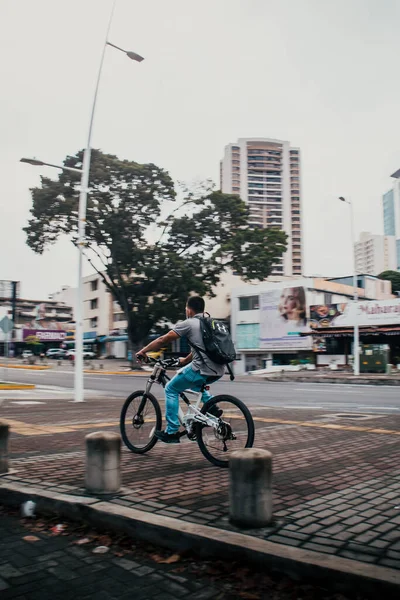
top-left (143, 361), bottom-right (221, 435)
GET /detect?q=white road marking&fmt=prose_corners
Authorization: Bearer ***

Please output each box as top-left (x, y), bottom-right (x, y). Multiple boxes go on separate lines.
top-left (356, 405), bottom-right (399, 411)
top-left (11, 401), bottom-right (46, 405)
top-left (284, 405), bottom-right (324, 409)
top-left (83, 377), bottom-right (112, 381)
top-left (294, 388), bottom-right (365, 394)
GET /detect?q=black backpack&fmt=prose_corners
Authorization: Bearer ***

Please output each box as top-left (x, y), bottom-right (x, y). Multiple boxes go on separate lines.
top-left (193, 314), bottom-right (236, 366)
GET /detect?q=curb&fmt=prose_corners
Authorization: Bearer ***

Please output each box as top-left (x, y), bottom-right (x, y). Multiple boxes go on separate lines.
top-left (83, 370), bottom-right (147, 376)
top-left (0, 364), bottom-right (51, 371)
top-left (0, 384), bottom-right (36, 390)
top-left (263, 376), bottom-right (400, 386)
top-left (0, 481), bottom-right (398, 599)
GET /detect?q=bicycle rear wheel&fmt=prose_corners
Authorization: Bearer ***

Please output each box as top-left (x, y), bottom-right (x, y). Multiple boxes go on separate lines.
top-left (120, 390), bottom-right (162, 454)
top-left (196, 394), bottom-right (255, 468)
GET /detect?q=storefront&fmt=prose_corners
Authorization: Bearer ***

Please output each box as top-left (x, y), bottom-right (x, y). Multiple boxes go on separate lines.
top-left (232, 283), bottom-right (400, 374)
top-left (102, 331), bottom-right (129, 359)
top-left (308, 300), bottom-right (400, 370)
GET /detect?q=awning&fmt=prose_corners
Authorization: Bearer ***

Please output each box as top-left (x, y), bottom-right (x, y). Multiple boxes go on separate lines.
top-left (97, 335), bottom-right (108, 343)
top-left (105, 335), bottom-right (128, 342)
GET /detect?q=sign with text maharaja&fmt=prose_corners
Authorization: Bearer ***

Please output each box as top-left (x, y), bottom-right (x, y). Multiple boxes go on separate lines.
top-left (309, 299), bottom-right (400, 329)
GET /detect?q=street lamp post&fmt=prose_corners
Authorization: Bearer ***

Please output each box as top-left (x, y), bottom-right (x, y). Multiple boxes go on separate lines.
top-left (339, 196), bottom-right (360, 376)
top-left (20, 0), bottom-right (144, 402)
top-left (20, 158), bottom-right (83, 174)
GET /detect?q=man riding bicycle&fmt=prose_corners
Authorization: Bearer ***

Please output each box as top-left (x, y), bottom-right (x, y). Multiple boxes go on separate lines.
top-left (136, 296), bottom-right (224, 444)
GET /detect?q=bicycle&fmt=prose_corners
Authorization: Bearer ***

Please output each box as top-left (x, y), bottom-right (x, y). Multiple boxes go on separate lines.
top-left (120, 358), bottom-right (255, 468)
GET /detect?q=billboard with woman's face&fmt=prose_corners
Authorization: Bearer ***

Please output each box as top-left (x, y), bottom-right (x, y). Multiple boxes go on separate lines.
top-left (259, 286), bottom-right (311, 350)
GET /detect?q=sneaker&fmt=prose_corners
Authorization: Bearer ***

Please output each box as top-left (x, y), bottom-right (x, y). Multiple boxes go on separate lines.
top-left (207, 405), bottom-right (223, 418)
top-left (155, 430), bottom-right (180, 444)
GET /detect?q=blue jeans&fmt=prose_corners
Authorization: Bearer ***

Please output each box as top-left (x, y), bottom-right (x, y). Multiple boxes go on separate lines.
top-left (164, 364), bottom-right (217, 434)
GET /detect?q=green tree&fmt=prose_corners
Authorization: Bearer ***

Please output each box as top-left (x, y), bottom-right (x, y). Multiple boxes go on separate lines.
top-left (24, 335), bottom-right (43, 356)
top-left (378, 270), bottom-right (400, 294)
top-left (24, 149), bottom-right (287, 359)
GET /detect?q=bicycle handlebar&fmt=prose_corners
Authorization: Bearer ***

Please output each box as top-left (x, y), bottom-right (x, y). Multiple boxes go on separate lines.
top-left (137, 355), bottom-right (178, 368)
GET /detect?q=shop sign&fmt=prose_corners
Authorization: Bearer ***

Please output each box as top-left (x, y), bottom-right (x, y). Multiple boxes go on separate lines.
top-left (23, 329), bottom-right (67, 342)
top-left (310, 299), bottom-right (400, 329)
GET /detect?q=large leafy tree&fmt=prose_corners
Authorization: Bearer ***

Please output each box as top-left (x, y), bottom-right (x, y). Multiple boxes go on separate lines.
top-left (378, 270), bottom-right (400, 294)
top-left (24, 149), bottom-right (287, 356)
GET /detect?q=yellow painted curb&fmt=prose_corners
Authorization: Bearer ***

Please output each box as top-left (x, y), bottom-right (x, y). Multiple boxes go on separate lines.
top-left (0, 364), bottom-right (51, 371)
top-left (4, 415), bottom-right (400, 437)
top-left (83, 370), bottom-right (146, 375)
top-left (0, 384), bottom-right (36, 390)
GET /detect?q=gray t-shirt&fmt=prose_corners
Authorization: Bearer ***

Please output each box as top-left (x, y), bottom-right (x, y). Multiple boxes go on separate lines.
top-left (173, 316), bottom-right (225, 377)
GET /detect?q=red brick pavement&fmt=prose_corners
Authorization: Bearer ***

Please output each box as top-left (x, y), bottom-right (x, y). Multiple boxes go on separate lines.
top-left (1, 396), bottom-right (400, 571)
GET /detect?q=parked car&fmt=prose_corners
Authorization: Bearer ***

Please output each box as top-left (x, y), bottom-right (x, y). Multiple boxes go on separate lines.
top-left (66, 350), bottom-right (96, 360)
top-left (46, 348), bottom-right (68, 359)
top-left (22, 350), bottom-right (34, 359)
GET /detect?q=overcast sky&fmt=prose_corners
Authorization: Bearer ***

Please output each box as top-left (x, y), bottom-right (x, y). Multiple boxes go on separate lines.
top-left (1, 0), bottom-right (399, 300)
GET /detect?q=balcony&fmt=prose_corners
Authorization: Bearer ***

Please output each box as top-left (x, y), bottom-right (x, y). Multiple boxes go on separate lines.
top-left (248, 164), bottom-right (282, 172)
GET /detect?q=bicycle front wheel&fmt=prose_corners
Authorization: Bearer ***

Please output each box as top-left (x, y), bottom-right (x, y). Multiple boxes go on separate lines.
top-left (196, 394), bottom-right (255, 468)
top-left (120, 390), bottom-right (162, 454)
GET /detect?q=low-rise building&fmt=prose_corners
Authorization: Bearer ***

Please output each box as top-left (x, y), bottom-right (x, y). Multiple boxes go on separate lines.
top-left (230, 276), bottom-right (394, 374)
top-left (0, 280), bottom-right (74, 355)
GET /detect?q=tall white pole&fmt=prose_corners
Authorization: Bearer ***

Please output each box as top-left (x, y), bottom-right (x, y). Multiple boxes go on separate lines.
top-left (349, 201), bottom-right (360, 376)
top-left (74, 0), bottom-right (117, 402)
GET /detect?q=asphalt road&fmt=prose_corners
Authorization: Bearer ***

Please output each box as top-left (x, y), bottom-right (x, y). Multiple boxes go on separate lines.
top-left (2, 364), bottom-right (400, 414)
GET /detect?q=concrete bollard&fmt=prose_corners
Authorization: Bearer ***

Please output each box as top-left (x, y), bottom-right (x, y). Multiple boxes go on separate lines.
top-left (85, 432), bottom-right (121, 494)
top-left (229, 448), bottom-right (273, 528)
top-left (99, 363), bottom-right (104, 370)
top-left (0, 422), bottom-right (10, 474)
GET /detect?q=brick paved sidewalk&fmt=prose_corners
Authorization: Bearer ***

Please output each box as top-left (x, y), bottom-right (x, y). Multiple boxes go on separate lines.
top-left (1, 396), bottom-right (400, 573)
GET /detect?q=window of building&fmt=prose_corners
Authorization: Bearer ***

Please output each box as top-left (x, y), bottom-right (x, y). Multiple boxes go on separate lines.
top-left (90, 317), bottom-right (98, 328)
top-left (239, 296), bottom-right (259, 311)
top-left (324, 293), bottom-right (332, 304)
top-left (90, 279), bottom-right (98, 292)
top-left (90, 298), bottom-right (98, 310)
top-left (114, 313), bottom-right (126, 322)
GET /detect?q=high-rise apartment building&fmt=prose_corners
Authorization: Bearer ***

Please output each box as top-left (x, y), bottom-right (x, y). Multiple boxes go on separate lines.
top-left (354, 231), bottom-right (396, 276)
top-left (383, 169), bottom-right (400, 269)
top-left (220, 137), bottom-right (302, 276)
